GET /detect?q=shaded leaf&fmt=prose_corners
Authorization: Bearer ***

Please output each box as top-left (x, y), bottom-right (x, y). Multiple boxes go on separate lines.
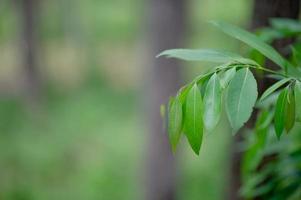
top-left (274, 88), bottom-right (288, 139)
top-left (285, 88), bottom-right (295, 133)
top-left (184, 83), bottom-right (203, 155)
top-left (203, 73), bottom-right (222, 132)
top-left (270, 18), bottom-right (301, 35)
top-left (256, 27), bottom-right (283, 42)
top-left (212, 21), bottom-right (290, 69)
top-left (226, 68), bottom-right (258, 133)
top-left (295, 81), bottom-right (301, 122)
top-left (260, 78), bottom-right (292, 101)
top-left (168, 97), bottom-right (183, 152)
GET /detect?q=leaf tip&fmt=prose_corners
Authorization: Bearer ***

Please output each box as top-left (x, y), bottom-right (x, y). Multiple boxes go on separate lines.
top-left (156, 52), bottom-right (164, 58)
top-left (192, 148), bottom-right (200, 155)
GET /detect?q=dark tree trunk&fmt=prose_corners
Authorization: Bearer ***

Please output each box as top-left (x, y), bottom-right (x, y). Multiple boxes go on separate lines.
top-left (19, 0), bottom-right (41, 103)
top-left (145, 0), bottom-right (187, 200)
top-left (227, 1), bottom-right (300, 200)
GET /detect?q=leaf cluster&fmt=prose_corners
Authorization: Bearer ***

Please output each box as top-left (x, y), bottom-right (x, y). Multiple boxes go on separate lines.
top-left (159, 20), bottom-right (301, 155)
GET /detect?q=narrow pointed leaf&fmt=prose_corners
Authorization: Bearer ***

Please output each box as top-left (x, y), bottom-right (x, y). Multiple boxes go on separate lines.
top-left (274, 89), bottom-right (288, 139)
top-left (260, 78), bottom-right (292, 101)
top-left (185, 83), bottom-right (203, 155)
top-left (211, 21), bottom-right (290, 69)
top-left (168, 97), bottom-right (183, 152)
top-left (177, 84), bottom-right (193, 104)
top-left (285, 89), bottom-right (295, 133)
top-left (295, 81), bottom-right (301, 122)
top-left (158, 49), bottom-right (245, 63)
top-left (220, 68), bottom-right (236, 88)
top-left (203, 73), bottom-right (222, 132)
top-left (226, 68), bottom-right (258, 133)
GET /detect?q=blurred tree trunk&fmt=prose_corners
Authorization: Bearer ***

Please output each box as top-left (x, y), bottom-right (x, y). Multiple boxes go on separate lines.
top-left (227, 1), bottom-right (300, 200)
top-left (18, 0), bottom-right (41, 104)
top-left (145, 0), bottom-right (187, 200)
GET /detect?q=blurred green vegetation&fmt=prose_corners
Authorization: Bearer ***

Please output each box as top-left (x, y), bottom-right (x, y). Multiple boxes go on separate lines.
top-left (0, 0), bottom-right (252, 199)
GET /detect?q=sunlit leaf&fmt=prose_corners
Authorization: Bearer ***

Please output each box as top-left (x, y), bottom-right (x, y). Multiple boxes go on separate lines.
top-left (226, 68), bottom-right (258, 133)
top-left (168, 97), bottom-right (183, 152)
top-left (203, 73), bottom-right (222, 132)
top-left (219, 68), bottom-right (236, 88)
top-left (177, 84), bottom-right (192, 104)
top-left (184, 83), bottom-right (203, 155)
top-left (260, 78), bottom-right (292, 101)
top-left (211, 21), bottom-right (290, 69)
top-left (158, 48), bottom-right (245, 63)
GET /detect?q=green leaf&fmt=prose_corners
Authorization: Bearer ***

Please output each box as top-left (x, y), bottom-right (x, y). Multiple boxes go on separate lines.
top-left (295, 81), bottom-right (301, 122)
top-left (219, 68), bottom-right (236, 88)
top-left (177, 84), bottom-right (193, 131)
top-left (256, 27), bottom-right (283, 42)
top-left (203, 73), bottom-right (222, 132)
top-left (284, 88), bottom-right (295, 133)
top-left (270, 18), bottom-right (301, 35)
top-left (259, 78), bottom-right (292, 101)
top-left (177, 84), bottom-right (193, 104)
top-left (168, 97), bottom-right (183, 152)
top-left (274, 88), bottom-right (288, 139)
top-left (211, 21), bottom-right (290, 69)
top-left (157, 49), bottom-right (244, 63)
top-left (184, 83), bottom-right (203, 155)
top-left (226, 68), bottom-right (258, 133)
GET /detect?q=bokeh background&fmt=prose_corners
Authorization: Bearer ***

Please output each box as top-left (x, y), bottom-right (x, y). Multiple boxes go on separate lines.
top-left (0, 0), bottom-right (253, 199)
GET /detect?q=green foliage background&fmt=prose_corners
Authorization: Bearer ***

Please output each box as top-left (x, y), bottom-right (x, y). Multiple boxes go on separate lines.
top-left (0, 0), bottom-right (252, 199)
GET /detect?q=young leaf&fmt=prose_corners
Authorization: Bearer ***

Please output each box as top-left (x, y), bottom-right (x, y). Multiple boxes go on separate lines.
top-left (203, 73), bottom-right (222, 132)
top-left (211, 21), bottom-right (290, 69)
top-left (274, 88), bottom-right (288, 139)
top-left (184, 83), bottom-right (203, 155)
top-left (177, 84), bottom-right (193, 104)
top-left (226, 68), bottom-right (258, 133)
top-left (284, 88), bottom-right (295, 133)
top-left (259, 78), bottom-right (292, 101)
top-left (157, 49), bottom-right (244, 63)
top-left (295, 81), bottom-right (301, 122)
top-left (168, 97), bottom-right (183, 152)
top-left (219, 68), bottom-right (236, 88)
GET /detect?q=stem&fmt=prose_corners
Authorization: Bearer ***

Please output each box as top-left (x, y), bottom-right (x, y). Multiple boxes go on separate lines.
top-left (256, 66), bottom-right (288, 78)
